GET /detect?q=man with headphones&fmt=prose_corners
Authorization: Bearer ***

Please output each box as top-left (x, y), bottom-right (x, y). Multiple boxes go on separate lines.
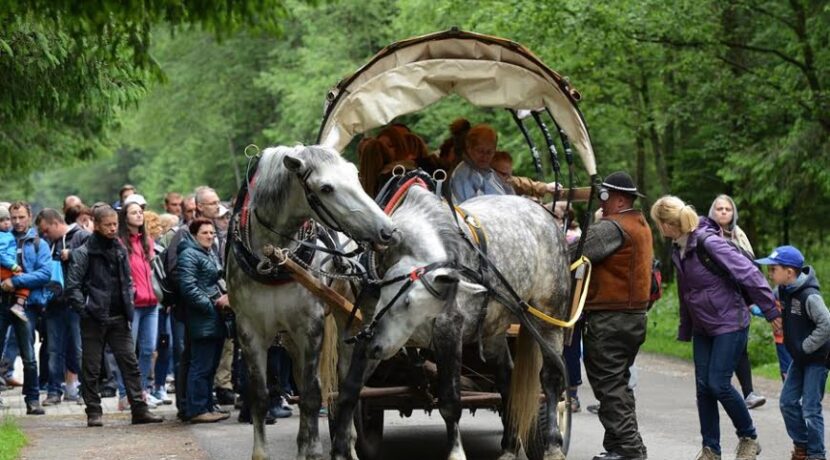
top-left (577, 171), bottom-right (653, 460)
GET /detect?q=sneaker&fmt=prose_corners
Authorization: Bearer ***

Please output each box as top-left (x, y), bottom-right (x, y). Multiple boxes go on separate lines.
top-left (26, 400), bottom-right (45, 415)
top-left (42, 394), bottom-right (62, 406)
top-left (151, 388), bottom-right (173, 405)
top-left (10, 304), bottom-right (28, 323)
top-left (587, 403), bottom-right (600, 414)
top-left (215, 388), bottom-right (236, 406)
top-left (117, 396), bottom-right (131, 411)
top-left (269, 405), bottom-right (292, 419)
top-left (145, 391), bottom-right (163, 407)
top-left (735, 437), bottom-right (761, 460)
top-left (570, 396), bottom-right (581, 413)
top-left (744, 392), bottom-right (766, 410)
top-left (190, 412), bottom-right (226, 424)
top-left (280, 396), bottom-right (291, 411)
top-left (695, 446), bottom-right (721, 460)
top-left (211, 404), bottom-right (230, 415)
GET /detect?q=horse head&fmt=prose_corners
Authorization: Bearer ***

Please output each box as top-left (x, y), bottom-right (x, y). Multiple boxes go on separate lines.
top-left (366, 262), bottom-right (486, 360)
top-left (256, 145), bottom-right (396, 247)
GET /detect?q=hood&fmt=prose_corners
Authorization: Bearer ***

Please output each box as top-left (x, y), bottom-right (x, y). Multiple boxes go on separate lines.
top-left (782, 266), bottom-right (820, 294)
top-left (708, 195), bottom-right (739, 231)
top-left (13, 226), bottom-right (38, 241)
top-left (176, 231), bottom-right (202, 255)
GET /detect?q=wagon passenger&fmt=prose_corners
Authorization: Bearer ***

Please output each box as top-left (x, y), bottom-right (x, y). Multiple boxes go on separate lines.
top-left (449, 124), bottom-right (509, 202)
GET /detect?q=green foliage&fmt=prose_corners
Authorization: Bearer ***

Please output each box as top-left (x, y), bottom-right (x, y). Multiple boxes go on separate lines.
top-left (0, 417), bottom-right (26, 460)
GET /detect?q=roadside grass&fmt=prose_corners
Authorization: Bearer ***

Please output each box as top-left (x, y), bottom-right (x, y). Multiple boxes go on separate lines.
top-left (643, 282), bottom-right (830, 392)
top-left (0, 417), bottom-right (26, 460)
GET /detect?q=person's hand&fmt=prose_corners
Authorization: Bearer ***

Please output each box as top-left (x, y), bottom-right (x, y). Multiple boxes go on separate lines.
top-left (215, 294), bottom-right (230, 309)
top-left (1, 279), bottom-right (14, 292)
top-left (770, 317), bottom-right (783, 335)
top-left (60, 249), bottom-right (70, 262)
top-left (594, 208), bottom-right (604, 221)
top-left (545, 182), bottom-right (563, 193)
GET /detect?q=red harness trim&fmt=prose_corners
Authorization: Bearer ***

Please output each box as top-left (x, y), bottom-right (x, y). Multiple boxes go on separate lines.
top-left (383, 177), bottom-right (429, 215)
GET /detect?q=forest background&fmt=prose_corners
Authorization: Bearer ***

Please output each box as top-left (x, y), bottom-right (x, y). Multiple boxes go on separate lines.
top-left (2, 0), bottom-right (829, 275)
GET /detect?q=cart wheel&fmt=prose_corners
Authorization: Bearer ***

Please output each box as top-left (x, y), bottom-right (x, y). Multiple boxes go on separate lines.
top-left (525, 392), bottom-right (572, 460)
top-left (354, 400), bottom-right (384, 460)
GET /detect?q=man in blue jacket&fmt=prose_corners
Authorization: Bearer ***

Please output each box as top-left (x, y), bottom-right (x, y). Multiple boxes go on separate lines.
top-left (0, 201), bottom-right (52, 415)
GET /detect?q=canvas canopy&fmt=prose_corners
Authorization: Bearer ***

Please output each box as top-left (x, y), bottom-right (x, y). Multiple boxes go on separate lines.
top-left (317, 29), bottom-right (597, 176)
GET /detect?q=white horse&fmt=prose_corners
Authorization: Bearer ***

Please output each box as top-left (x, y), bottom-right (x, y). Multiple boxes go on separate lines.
top-left (331, 185), bottom-right (571, 460)
top-left (226, 145), bottom-right (396, 460)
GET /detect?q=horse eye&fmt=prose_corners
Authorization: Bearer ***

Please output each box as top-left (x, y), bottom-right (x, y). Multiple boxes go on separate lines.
top-left (320, 184), bottom-right (334, 194)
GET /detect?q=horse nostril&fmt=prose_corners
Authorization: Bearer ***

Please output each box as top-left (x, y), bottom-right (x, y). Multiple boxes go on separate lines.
top-left (379, 227), bottom-right (394, 243)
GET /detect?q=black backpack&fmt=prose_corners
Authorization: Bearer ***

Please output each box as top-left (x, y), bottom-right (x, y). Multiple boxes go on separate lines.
top-left (153, 227), bottom-right (187, 307)
top-left (696, 233), bottom-right (758, 305)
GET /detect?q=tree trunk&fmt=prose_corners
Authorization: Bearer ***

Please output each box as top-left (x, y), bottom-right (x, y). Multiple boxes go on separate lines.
top-left (228, 135), bottom-right (242, 189)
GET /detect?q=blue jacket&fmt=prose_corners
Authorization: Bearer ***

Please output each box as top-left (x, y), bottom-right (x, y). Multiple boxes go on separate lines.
top-left (0, 230), bottom-right (17, 270)
top-left (673, 217), bottom-right (779, 340)
top-left (450, 160), bottom-right (509, 203)
top-left (11, 228), bottom-right (52, 290)
top-left (177, 235), bottom-right (225, 340)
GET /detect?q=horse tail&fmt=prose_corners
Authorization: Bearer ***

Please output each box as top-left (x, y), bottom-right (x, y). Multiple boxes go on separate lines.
top-left (507, 324), bottom-right (542, 449)
top-left (319, 312), bottom-right (339, 407)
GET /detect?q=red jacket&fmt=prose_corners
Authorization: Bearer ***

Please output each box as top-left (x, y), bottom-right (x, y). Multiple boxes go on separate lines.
top-left (124, 233), bottom-right (158, 308)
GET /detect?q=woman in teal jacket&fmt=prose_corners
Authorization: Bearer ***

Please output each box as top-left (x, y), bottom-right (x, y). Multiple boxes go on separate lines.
top-left (178, 218), bottom-right (229, 423)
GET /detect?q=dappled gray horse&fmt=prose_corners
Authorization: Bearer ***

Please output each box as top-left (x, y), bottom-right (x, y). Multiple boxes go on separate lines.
top-left (226, 145), bottom-right (395, 460)
top-left (331, 186), bottom-right (571, 460)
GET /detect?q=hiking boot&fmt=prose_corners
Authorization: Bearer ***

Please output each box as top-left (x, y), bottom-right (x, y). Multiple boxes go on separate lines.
top-left (736, 437), bottom-right (761, 460)
top-left (42, 393), bottom-right (62, 406)
top-left (26, 400), bottom-right (45, 415)
top-left (190, 412), bottom-right (226, 424)
top-left (744, 392), bottom-right (766, 410)
top-left (10, 303), bottom-right (28, 323)
top-left (132, 409), bottom-right (164, 424)
top-left (87, 413), bottom-right (103, 427)
top-left (695, 446), bottom-right (721, 460)
top-left (790, 445), bottom-right (807, 460)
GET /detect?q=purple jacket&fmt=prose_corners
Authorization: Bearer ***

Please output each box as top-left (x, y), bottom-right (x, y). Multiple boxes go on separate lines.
top-left (673, 217), bottom-right (779, 341)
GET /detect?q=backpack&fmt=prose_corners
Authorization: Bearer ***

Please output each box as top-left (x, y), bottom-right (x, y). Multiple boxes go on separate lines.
top-left (154, 227), bottom-right (187, 307)
top-left (26, 235), bottom-right (64, 307)
top-left (647, 258), bottom-right (663, 310)
top-left (696, 233), bottom-right (757, 305)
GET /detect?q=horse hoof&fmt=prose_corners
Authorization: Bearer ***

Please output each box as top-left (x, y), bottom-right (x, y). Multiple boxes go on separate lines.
top-left (496, 453), bottom-right (516, 460)
top-left (252, 450), bottom-right (269, 460)
top-left (543, 448), bottom-right (566, 460)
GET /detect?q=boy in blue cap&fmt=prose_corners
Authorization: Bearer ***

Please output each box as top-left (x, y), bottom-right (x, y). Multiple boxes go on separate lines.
top-left (756, 245), bottom-right (830, 460)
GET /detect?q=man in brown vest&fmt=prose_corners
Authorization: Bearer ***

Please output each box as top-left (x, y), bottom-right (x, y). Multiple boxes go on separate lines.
top-left (580, 171), bottom-right (652, 460)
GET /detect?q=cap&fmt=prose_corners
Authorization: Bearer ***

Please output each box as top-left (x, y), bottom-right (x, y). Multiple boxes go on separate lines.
top-left (123, 194), bottom-right (147, 207)
top-left (218, 204), bottom-right (230, 218)
top-left (755, 245), bottom-right (804, 269)
top-left (0, 206), bottom-right (9, 220)
top-left (602, 171), bottom-right (645, 198)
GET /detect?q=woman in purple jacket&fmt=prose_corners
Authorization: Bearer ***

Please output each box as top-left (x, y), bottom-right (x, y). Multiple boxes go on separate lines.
top-left (651, 196), bottom-right (782, 460)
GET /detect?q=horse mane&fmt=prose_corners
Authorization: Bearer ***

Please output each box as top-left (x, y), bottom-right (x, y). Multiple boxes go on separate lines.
top-left (386, 185), bottom-right (467, 265)
top-left (250, 145), bottom-right (340, 214)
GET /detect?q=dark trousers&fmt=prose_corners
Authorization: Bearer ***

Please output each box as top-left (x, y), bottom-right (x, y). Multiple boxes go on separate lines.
top-left (584, 311), bottom-right (648, 458)
top-left (187, 337), bottom-right (223, 417)
top-left (0, 306), bottom-right (39, 402)
top-left (80, 316), bottom-right (147, 416)
top-left (563, 316), bottom-right (584, 390)
top-left (174, 317), bottom-right (190, 416)
top-left (45, 306), bottom-right (82, 396)
top-left (734, 344), bottom-right (754, 398)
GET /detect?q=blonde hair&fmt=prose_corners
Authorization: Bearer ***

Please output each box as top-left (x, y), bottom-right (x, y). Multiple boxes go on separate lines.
top-left (650, 195), bottom-right (699, 234)
top-left (143, 210), bottom-right (163, 240)
top-left (466, 124), bottom-right (498, 149)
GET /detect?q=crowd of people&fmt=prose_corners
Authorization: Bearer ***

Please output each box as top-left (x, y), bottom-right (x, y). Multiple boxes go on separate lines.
top-left (0, 186), bottom-right (295, 426)
top-left (0, 118), bottom-right (828, 460)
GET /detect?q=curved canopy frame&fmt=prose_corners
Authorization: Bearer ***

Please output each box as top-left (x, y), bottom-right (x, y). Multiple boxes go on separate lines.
top-left (316, 28), bottom-right (597, 175)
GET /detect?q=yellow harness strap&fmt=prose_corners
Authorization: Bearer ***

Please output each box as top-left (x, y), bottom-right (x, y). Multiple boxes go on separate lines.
top-left (524, 256), bottom-right (592, 328)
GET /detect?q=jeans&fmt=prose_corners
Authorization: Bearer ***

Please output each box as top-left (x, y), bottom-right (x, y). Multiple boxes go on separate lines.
top-left (187, 337), bottom-right (223, 417)
top-left (2, 308), bottom-right (37, 377)
top-left (0, 306), bottom-right (39, 402)
top-left (80, 316), bottom-right (147, 416)
top-left (174, 317), bottom-right (190, 415)
top-left (780, 361), bottom-right (828, 459)
top-left (776, 343), bottom-right (794, 380)
top-left (117, 306), bottom-right (159, 396)
top-left (563, 316), bottom-right (584, 389)
top-left (692, 328), bottom-right (756, 454)
top-left (154, 307), bottom-right (172, 389)
top-left (45, 305), bottom-right (81, 396)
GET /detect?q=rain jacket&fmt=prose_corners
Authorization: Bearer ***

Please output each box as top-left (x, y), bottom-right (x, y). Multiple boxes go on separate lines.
top-left (177, 236), bottom-right (224, 340)
top-left (122, 233), bottom-right (157, 308)
top-left (673, 217), bottom-right (779, 341)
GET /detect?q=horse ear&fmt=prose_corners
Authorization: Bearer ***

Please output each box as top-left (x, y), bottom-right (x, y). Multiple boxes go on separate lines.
top-left (283, 154), bottom-right (306, 173)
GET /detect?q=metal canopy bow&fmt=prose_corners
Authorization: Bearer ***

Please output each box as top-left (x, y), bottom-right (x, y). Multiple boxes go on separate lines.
top-left (316, 28), bottom-right (597, 176)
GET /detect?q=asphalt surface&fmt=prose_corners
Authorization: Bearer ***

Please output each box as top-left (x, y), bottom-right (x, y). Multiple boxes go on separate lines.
top-left (9, 352), bottom-right (829, 459)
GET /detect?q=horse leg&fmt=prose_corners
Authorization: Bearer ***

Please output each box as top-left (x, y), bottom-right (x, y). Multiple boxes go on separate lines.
top-left (331, 340), bottom-right (380, 460)
top-left (433, 315), bottom-right (465, 460)
top-left (483, 337), bottom-right (519, 460)
top-left (237, 321), bottom-right (272, 460)
top-left (288, 322), bottom-right (326, 460)
top-left (538, 329), bottom-right (567, 460)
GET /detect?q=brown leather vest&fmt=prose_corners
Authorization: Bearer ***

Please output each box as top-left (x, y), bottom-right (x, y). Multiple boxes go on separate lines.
top-left (586, 210), bottom-right (653, 311)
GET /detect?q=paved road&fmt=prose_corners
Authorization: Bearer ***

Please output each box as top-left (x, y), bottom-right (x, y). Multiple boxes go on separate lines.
top-left (7, 352), bottom-right (829, 459)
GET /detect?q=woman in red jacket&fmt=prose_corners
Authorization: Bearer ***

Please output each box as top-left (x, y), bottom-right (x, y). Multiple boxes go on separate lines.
top-left (115, 201), bottom-right (161, 410)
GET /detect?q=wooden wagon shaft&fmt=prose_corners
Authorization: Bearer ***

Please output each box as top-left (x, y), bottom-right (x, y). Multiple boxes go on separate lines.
top-left (557, 186), bottom-right (592, 202)
top-left (261, 244), bottom-right (363, 323)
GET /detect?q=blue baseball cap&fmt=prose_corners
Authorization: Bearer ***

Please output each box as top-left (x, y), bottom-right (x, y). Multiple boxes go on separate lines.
top-left (755, 245), bottom-right (804, 269)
